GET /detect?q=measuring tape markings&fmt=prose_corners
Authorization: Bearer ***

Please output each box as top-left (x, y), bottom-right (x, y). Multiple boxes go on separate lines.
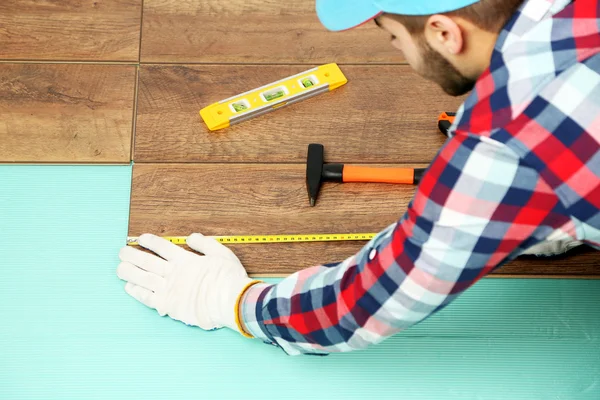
top-left (127, 233), bottom-right (377, 246)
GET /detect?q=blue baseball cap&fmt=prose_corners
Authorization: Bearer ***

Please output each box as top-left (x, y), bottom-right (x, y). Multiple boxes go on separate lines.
top-left (316, 0), bottom-right (481, 31)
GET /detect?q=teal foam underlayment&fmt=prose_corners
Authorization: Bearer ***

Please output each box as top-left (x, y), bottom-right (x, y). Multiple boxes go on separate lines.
top-left (0, 164), bottom-right (599, 400)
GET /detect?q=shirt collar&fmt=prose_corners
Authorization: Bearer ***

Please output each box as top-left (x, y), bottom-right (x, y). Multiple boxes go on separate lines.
top-left (495, 0), bottom-right (572, 52)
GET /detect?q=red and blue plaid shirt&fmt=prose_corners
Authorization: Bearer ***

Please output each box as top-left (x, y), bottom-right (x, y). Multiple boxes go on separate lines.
top-left (241, 0), bottom-right (600, 355)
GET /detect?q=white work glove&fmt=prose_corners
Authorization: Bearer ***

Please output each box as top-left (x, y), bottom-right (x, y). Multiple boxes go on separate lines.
top-left (521, 238), bottom-right (583, 256)
top-left (117, 233), bottom-right (256, 333)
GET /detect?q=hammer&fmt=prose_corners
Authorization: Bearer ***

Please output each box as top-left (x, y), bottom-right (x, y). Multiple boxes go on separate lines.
top-left (306, 143), bottom-right (426, 206)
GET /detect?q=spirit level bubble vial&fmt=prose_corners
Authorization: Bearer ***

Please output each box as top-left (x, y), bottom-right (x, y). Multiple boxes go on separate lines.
top-left (199, 63), bottom-right (348, 131)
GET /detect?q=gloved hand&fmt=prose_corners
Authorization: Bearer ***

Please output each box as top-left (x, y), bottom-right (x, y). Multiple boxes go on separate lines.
top-left (117, 233), bottom-right (259, 334)
top-left (521, 237), bottom-right (583, 257)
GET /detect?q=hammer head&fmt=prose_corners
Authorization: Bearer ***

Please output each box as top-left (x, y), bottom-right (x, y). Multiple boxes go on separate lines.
top-left (306, 143), bottom-right (324, 207)
top-left (306, 143), bottom-right (343, 206)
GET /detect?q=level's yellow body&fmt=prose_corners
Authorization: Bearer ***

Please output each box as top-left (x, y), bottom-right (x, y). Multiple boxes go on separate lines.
top-left (199, 63), bottom-right (348, 131)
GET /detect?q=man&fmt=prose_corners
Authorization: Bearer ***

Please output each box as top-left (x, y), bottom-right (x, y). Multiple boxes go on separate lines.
top-left (117, 0), bottom-right (600, 355)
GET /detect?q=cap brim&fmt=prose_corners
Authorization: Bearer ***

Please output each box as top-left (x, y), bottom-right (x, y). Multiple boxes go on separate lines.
top-left (316, 0), bottom-right (382, 32)
top-left (375, 0), bottom-right (481, 15)
top-left (316, 0), bottom-right (483, 31)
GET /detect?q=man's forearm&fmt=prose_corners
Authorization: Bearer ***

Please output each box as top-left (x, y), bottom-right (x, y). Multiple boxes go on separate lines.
top-left (237, 223), bottom-right (445, 356)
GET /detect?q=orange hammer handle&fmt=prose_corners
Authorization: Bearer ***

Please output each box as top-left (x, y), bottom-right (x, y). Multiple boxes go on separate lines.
top-left (343, 165), bottom-right (415, 184)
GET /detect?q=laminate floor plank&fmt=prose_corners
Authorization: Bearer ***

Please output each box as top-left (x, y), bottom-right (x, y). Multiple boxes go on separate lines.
top-left (0, 64), bottom-right (136, 162)
top-left (140, 0), bottom-right (400, 64)
top-left (0, 0), bottom-right (142, 61)
top-left (134, 64), bottom-right (464, 163)
top-left (129, 163), bottom-right (600, 276)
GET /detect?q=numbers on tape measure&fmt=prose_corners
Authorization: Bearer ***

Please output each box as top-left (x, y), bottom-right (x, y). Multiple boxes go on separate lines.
top-left (127, 233), bottom-right (376, 246)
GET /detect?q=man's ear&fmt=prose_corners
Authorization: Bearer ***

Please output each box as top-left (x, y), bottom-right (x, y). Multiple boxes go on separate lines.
top-left (424, 15), bottom-right (464, 55)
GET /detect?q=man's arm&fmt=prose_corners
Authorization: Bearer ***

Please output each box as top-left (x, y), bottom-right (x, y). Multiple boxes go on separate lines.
top-left (240, 133), bottom-right (571, 355)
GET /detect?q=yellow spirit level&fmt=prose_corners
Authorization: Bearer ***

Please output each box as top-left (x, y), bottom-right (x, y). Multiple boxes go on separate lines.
top-left (199, 63), bottom-right (348, 131)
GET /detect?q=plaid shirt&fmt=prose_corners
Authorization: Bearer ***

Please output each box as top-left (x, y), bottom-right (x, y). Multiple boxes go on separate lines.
top-left (241, 0), bottom-right (600, 355)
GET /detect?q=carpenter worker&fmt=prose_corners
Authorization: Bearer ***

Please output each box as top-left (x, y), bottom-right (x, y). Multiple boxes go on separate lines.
top-left (116, 0), bottom-right (600, 355)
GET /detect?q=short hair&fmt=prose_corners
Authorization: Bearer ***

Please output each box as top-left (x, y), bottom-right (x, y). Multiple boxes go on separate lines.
top-left (387, 0), bottom-right (525, 34)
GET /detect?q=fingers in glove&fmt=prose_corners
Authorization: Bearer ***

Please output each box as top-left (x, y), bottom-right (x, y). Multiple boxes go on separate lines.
top-left (186, 233), bottom-right (237, 260)
top-left (119, 245), bottom-right (171, 276)
top-left (117, 261), bottom-right (164, 292)
top-left (138, 233), bottom-right (184, 262)
top-left (124, 282), bottom-right (157, 310)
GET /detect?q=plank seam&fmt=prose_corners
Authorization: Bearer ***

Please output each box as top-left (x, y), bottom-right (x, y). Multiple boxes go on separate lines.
top-left (130, 161), bottom-right (433, 166)
top-left (137, 62), bottom-right (409, 66)
top-left (130, 66), bottom-right (140, 163)
top-left (138, 0), bottom-right (145, 62)
top-left (0, 60), bottom-right (138, 65)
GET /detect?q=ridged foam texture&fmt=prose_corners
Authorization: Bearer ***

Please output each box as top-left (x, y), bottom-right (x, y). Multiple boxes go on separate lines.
top-left (0, 164), bottom-right (599, 399)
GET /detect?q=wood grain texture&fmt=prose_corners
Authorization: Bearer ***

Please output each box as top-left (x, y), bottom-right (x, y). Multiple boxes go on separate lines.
top-left (0, 0), bottom-right (142, 61)
top-left (140, 0), bottom-right (400, 63)
top-left (134, 64), bottom-right (464, 163)
top-left (129, 163), bottom-right (600, 276)
top-left (0, 64), bottom-right (135, 162)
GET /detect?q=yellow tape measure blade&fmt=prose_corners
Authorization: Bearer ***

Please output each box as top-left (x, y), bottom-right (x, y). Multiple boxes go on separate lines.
top-left (127, 233), bottom-right (376, 246)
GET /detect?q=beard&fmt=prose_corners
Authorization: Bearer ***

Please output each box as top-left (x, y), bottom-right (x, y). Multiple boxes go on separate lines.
top-left (416, 37), bottom-right (476, 97)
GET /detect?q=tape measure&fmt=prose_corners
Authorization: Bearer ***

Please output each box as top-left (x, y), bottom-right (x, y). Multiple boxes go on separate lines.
top-left (438, 111), bottom-right (456, 135)
top-left (127, 233), bottom-right (376, 246)
top-left (199, 63), bottom-right (348, 131)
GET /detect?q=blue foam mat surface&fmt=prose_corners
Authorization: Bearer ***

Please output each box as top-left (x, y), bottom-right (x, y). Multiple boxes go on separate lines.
top-left (0, 165), bottom-right (599, 399)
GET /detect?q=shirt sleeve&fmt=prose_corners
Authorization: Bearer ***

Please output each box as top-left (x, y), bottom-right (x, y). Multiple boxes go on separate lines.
top-left (240, 133), bottom-right (570, 356)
